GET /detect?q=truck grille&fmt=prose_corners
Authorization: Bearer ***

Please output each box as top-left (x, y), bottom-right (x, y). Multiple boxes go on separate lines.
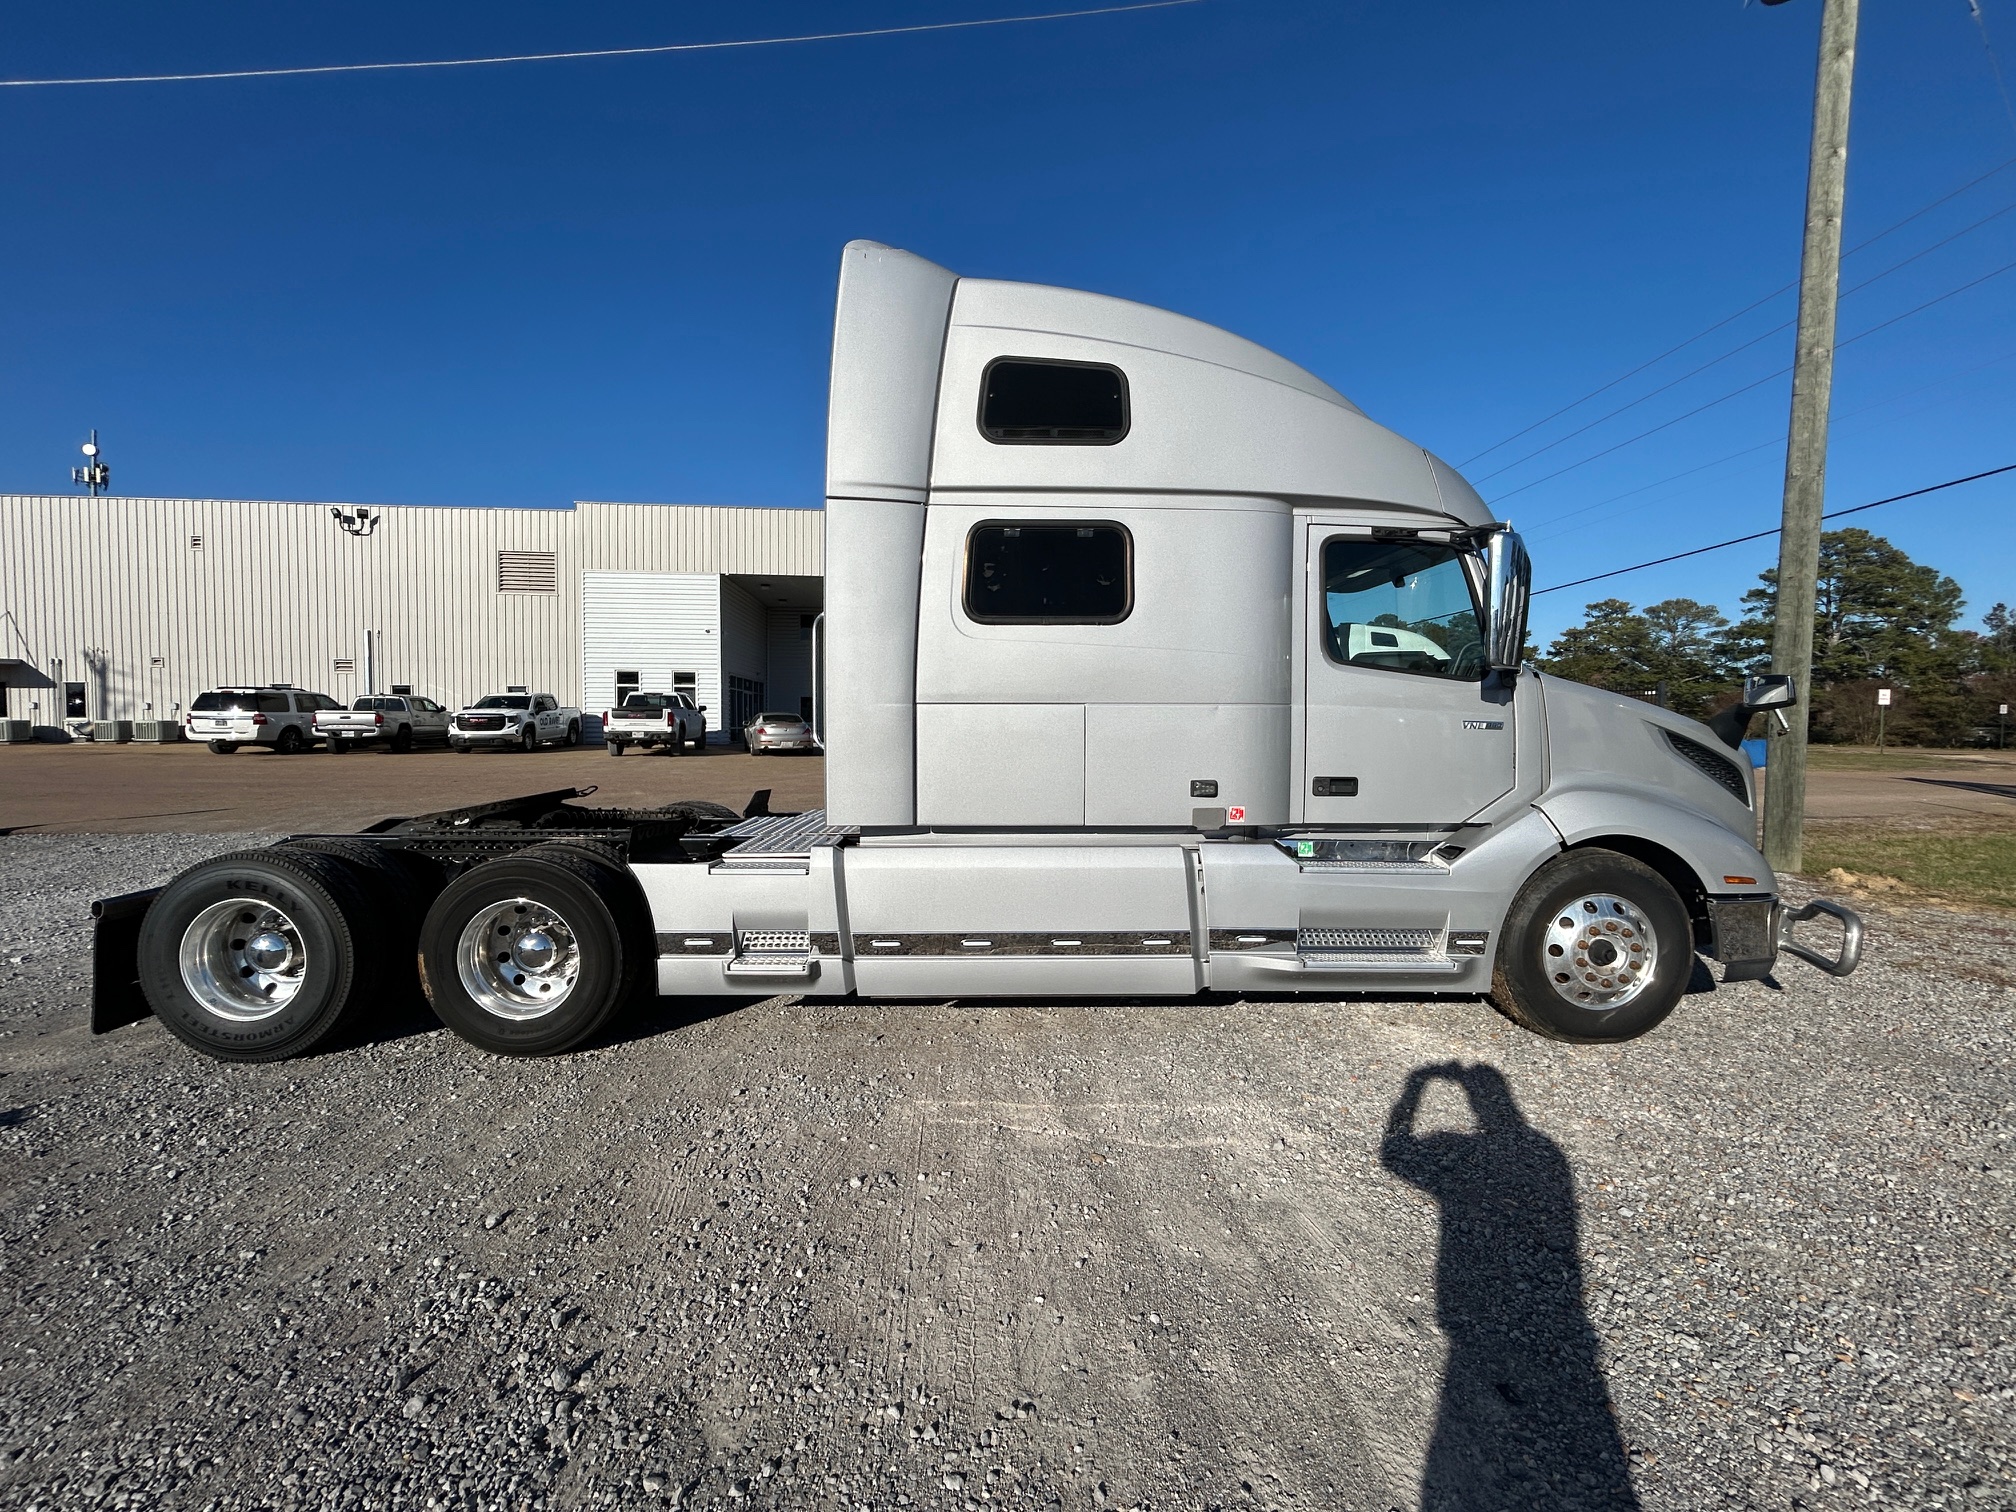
top-left (460, 715), bottom-right (505, 731)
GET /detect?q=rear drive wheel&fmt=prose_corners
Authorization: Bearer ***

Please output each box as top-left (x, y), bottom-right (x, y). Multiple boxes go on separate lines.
top-left (206, 740), bottom-right (236, 755)
top-left (606, 740), bottom-right (626, 757)
top-left (280, 838), bottom-right (445, 1000)
top-left (566, 720), bottom-right (581, 747)
top-left (417, 844), bottom-right (651, 1056)
top-left (1491, 848), bottom-right (1693, 1044)
top-left (136, 848), bottom-right (384, 1061)
top-left (275, 726), bottom-right (304, 755)
top-left (390, 725), bottom-right (414, 753)
top-left (326, 737), bottom-right (348, 754)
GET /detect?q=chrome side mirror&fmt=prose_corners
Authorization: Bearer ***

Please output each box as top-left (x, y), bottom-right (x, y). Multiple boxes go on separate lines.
top-left (1485, 529), bottom-right (1531, 672)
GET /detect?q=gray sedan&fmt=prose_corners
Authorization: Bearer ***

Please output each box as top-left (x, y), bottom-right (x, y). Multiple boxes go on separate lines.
top-left (742, 712), bottom-right (817, 753)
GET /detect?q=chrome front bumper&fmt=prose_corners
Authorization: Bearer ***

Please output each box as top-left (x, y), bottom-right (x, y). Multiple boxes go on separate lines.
top-left (1708, 895), bottom-right (1864, 982)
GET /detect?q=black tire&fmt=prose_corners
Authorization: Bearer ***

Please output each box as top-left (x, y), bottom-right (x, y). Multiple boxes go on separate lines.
top-left (276, 726), bottom-right (304, 755)
top-left (390, 725), bottom-right (414, 753)
top-left (279, 838), bottom-right (446, 976)
top-left (207, 740), bottom-right (236, 755)
top-left (136, 848), bottom-right (384, 1062)
top-left (566, 720), bottom-right (581, 747)
top-left (417, 843), bottom-right (651, 1056)
top-left (1490, 848), bottom-right (1693, 1044)
top-left (520, 725), bottom-right (538, 754)
top-left (606, 740), bottom-right (626, 757)
top-left (326, 737), bottom-right (348, 754)
top-left (452, 742), bottom-right (470, 753)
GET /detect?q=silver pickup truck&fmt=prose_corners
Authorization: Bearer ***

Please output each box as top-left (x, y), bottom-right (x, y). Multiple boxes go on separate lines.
top-left (314, 695), bottom-right (452, 753)
top-left (603, 692), bottom-right (707, 755)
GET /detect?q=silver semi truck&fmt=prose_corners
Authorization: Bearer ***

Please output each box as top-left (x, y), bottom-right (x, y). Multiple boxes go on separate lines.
top-left (90, 241), bottom-right (1861, 1063)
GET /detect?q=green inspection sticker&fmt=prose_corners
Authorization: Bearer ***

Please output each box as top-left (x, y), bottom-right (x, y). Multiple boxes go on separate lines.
top-left (1296, 840), bottom-right (1315, 857)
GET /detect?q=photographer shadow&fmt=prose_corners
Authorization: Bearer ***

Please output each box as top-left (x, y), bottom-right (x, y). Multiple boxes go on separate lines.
top-left (1381, 1063), bottom-right (1639, 1512)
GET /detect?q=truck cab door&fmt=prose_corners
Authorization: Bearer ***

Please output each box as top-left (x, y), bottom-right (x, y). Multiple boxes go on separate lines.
top-left (1300, 525), bottom-right (1514, 824)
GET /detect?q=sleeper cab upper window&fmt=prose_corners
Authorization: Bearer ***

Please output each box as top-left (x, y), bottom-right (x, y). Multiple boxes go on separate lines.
top-left (979, 358), bottom-right (1129, 444)
top-left (964, 522), bottom-right (1133, 625)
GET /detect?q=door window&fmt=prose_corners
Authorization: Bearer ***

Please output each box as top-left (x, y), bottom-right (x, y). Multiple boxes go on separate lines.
top-left (1320, 538), bottom-right (1486, 682)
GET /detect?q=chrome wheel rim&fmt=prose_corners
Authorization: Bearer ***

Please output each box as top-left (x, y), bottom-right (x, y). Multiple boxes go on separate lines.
top-left (179, 898), bottom-right (309, 1021)
top-left (1540, 893), bottom-right (1659, 1009)
top-left (456, 898), bottom-right (581, 1020)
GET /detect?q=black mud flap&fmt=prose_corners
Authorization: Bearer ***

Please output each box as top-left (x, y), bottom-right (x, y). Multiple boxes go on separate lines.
top-left (91, 888), bottom-right (162, 1034)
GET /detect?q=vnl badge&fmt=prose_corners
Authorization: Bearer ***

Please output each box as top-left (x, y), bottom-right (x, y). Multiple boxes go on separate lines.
top-left (1226, 806), bottom-right (1247, 822)
top-left (1462, 720), bottom-right (1505, 731)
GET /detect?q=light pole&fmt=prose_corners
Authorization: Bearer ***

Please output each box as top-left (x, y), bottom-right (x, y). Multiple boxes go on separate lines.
top-left (1760, 0), bottom-right (1860, 876)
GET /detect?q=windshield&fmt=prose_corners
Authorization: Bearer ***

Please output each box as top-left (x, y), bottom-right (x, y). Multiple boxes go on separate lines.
top-left (191, 691), bottom-right (256, 712)
top-left (473, 696), bottom-right (531, 710)
top-left (1321, 538), bottom-right (1485, 682)
top-left (621, 693), bottom-right (673, 710)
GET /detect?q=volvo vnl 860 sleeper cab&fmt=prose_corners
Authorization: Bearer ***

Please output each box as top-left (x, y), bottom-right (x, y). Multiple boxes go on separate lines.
top-left (90, 241), bottom-right (1862, 1063)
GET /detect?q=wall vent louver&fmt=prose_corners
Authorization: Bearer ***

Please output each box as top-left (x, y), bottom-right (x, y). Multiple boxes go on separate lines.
top-left (497, 549), bottom-right (559, 594)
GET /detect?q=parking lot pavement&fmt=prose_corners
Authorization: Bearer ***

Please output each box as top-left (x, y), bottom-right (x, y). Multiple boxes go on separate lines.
top-left (2, 834), bottom-right (2012, 1511)
top-left (0, 742), bottom-right (824, 835)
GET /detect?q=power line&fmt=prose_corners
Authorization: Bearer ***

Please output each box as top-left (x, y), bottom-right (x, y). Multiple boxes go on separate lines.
top-left (1470, 194), bottom-right (2016, 487)
top-left (1456, 152), bottom-right (2016, 468)
top-left (0, 1), bottom-right (1203, 88)
top-left (1529, 463), bottom-right (2016, 596)
top-left (1521, 343), bottom-right (2016, 540)
top-left (1489, 251), bottom-right (2016, 506)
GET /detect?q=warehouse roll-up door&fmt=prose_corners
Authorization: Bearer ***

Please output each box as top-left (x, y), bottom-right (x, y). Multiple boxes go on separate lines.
top-left (580, 572), bottom-right (721, 734)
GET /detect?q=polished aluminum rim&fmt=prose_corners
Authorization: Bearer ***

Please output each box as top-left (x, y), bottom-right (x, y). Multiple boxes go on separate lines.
top-left (456, 897), bottom-right (580, 1020)
top-left (179, 898), bottom-right (308, 1021)
top-left (1541, 892), bottom-right (1658, 1009)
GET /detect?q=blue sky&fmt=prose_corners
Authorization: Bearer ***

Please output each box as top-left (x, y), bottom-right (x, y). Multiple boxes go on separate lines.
top-left (3, 0), bottom-right (2012, 645)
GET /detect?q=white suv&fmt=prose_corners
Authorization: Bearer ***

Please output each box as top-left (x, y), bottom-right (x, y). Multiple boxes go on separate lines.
top-left (186, 686), bottom-right (339, 754)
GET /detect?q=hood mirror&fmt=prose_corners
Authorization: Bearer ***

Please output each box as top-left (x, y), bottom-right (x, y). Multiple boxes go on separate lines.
top-left (1707, 674), bottom-right (1800, 749)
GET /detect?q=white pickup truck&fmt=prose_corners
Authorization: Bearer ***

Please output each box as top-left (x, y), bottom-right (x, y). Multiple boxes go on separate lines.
top-left (447, 691), bottom-right (582, 752)
top-left (603, 692), bottom-right (707, 756)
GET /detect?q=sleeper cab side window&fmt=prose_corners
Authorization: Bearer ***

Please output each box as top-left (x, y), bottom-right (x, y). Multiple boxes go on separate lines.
top-left (979, 358), bottom-right (1128, 444)
top-left (964, 522), bottom-right (1132, 625)
top-left (1320, 537), bottom-right (1487, 682)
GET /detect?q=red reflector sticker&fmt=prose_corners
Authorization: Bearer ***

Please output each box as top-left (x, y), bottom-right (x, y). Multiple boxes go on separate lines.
top-left (1226, 806), bottom-right (1247, 822)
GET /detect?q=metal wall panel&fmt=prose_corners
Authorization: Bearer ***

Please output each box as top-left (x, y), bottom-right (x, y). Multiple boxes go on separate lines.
top-left (766, 609), bottom-right (814, 719)
top-left (580, 571), bottom-right (720, 731)
top-left (0, 496), bottom-right (823, 726)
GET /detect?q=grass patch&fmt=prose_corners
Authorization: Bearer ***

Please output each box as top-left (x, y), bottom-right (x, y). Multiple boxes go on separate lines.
top-left (1803, 820), bottom-right (2016, 911)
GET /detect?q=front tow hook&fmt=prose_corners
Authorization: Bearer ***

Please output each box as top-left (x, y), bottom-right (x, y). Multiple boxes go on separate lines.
top-left (1779, 898), bottom-right (1864, 977)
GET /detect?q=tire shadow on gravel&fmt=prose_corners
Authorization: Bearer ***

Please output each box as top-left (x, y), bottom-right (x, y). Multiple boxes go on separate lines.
top-left (1382, 1062), bottom-right (1640, 1512)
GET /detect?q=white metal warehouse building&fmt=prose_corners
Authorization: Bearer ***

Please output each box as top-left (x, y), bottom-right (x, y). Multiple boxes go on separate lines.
top-left (0, 494), bottom-right (824, 741)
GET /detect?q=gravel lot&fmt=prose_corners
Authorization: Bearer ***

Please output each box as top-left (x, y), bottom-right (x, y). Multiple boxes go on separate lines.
top-left (2, 833), bottom-right (2012, 1511)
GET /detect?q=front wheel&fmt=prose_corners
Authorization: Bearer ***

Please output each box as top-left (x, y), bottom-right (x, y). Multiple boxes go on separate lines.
top-left (1491, 848), bottom-right (1693, 1044)
top-left (417, 845), bottom-right (650, 1056)
top-left (520, 725), bottom-right (538, 754)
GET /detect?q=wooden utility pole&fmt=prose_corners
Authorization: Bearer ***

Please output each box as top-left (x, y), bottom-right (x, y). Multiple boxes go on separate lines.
top-left (1762, 0), bottom-right (1860, 876)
